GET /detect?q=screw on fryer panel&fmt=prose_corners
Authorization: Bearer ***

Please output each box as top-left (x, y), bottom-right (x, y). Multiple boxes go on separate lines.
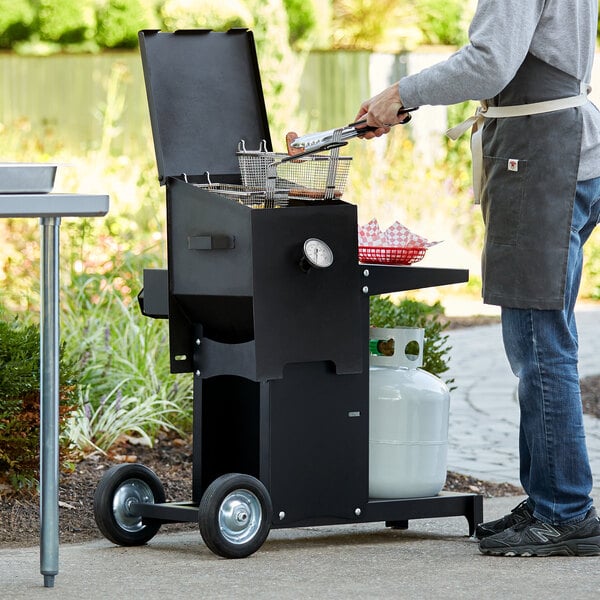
top-left (362, 286), bottom-right (369, 294)
top-left (355, 508), bottom-right (362, 517)
top-left (363, 269), bottom-right (370, 277)
top-left (195, 370), bottom-right (201, 377)
top-left (279, 511), bottom-right (286, 520)
top-left (195, 338), bottom-right (201, 346)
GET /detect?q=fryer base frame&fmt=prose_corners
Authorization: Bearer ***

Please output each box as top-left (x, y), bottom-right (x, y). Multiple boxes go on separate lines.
top-left (133, 492), bottom-right (484, 537)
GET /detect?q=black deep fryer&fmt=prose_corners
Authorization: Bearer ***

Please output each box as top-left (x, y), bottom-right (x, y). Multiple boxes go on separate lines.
top-left (93, 29), bottom-right (483, 559)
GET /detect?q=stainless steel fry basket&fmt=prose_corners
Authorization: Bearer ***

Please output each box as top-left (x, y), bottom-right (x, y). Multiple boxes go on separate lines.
top-left (237, 140), bottom-right (352, 203)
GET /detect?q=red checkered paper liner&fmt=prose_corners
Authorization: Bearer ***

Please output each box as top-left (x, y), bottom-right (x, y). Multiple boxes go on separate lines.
top-left (357, 218), bottom-right (440, 265)
top-left (383, 220), bottom-right (439, 248)
top-left (358, 218), bottom-right (439, 248)
top-left (357, 218), bottom-right (385, 245)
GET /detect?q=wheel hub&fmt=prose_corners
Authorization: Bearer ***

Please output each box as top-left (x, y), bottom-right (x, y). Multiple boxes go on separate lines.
top-left (112, 479), bottom-right (155, 532)
top-left (218, 490), bottom-right (262, 545)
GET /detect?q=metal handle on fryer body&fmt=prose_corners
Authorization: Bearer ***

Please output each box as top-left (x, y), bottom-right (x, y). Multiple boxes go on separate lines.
top-left (188, 234), bottom-right (235, 250)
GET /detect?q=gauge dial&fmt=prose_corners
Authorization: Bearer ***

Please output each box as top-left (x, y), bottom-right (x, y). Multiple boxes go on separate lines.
top-left (303, 238), bottom-right (334, 269)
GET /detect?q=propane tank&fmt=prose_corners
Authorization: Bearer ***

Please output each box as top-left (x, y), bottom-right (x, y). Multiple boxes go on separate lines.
top-left (369, 327), bottom-right (450, 499)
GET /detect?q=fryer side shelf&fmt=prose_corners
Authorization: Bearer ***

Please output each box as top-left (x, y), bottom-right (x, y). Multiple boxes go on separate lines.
top-left (361, 264), bottom-right (469, 295)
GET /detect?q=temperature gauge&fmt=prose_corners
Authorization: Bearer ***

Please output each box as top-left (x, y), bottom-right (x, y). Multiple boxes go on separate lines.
top-left (302, 238), bottom-right (334, 269)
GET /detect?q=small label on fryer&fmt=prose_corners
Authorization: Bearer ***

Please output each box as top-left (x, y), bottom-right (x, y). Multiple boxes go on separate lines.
top-left (348, 411), bottom-right (361, 418)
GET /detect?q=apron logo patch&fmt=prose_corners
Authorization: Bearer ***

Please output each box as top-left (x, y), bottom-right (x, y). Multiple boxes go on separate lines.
top-left (508, 158), bottom-right (519, 172)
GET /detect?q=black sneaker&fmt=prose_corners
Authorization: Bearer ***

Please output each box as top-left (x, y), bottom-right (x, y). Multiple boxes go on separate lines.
top-left (479, 507), bottom-right (600, 556)
top-left (475, 500), bottom-right (533, 539)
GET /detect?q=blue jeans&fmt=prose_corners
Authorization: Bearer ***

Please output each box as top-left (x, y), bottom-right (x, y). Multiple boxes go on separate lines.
top-left (501, 176), bottom-right (600, 525)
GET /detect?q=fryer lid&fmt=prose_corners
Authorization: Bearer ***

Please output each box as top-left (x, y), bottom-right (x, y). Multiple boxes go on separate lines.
top-left (139, 29), bottom-right (272, 184)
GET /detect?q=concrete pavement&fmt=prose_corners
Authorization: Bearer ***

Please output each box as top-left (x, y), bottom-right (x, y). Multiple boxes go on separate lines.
top-left (2, 494), bottom-right (599, 599)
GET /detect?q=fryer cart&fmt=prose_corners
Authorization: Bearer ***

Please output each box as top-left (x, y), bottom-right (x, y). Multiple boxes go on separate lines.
top-left (92, 29), bottom-right (483, 558)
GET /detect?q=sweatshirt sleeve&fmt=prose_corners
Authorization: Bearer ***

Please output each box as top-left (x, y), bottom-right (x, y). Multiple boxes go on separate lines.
top-left (399, 0), bottom-right (546, 107)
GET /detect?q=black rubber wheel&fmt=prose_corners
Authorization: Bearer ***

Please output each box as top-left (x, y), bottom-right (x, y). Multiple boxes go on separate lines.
top-left (93, 463), bottom-right (166, 546)
top-left (199, 473), bottom-right (273, 559)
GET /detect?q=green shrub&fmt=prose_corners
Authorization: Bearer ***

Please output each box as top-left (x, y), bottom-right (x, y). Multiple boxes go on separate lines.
top-left (582, 230), bottom-right (600, 300)
top-left (282, 0), bottom-right (317, 48)
top-left (37, 0), bottom-right (96, 44)
top-left (369, 296), bottom-right (454, 388)
top-left (96, 0), bottom-right (157, 49)
top-left (159, 0), bottom-right (252, 31)
top-left (0, 0), bottom-right (34, 49)
top-left (332, 0), bottom-right (407, 50)
top-left (414, 0), bottom-right (468, 46)
top-left (0, 315), bottom-right (76, 490)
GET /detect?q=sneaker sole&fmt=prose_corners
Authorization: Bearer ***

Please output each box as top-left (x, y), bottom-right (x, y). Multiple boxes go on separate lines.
top-left (479, 536), bottom-right (600, 557)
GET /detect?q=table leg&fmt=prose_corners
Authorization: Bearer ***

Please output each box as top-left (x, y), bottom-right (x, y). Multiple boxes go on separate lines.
top-left (39, 216), bottom-right (60, 588)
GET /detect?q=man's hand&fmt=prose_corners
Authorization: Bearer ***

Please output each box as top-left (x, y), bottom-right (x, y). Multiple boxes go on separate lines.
top-left (355, 83), bottom-right (408, 139)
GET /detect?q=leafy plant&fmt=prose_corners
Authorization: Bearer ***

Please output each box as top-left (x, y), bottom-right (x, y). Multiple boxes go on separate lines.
top-left (159, 0), bottom-right (253, 31)
top-left (282, 0), bottom-right (318, 48)
top-left (96, 0), bottom-right (157, 49)
top-left (61, 275), bottom-right (193, 453)
top-left (0, 0), bottom-right (34, 49)
top-left (369, 296), bottom-right (454, 388)
top-left (413, 0), bottom-right (468, 46)
top-left (0, 315), bottom-right (76, 489)
top-left (36, 0), bottom-right (96, 44)
top-left (67, 385), bottom-right (184, 453)
top-left (332, 0), bottom-right (411, 50)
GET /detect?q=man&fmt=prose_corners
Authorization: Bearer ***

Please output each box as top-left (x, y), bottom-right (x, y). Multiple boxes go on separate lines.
top-left (357, 0), bottom-right (600, 556)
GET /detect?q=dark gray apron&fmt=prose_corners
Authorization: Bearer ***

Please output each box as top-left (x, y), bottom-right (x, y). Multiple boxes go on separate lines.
top-left (480, 53), bottom-right (583, 310)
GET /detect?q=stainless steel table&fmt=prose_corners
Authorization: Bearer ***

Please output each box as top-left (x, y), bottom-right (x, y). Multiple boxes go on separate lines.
top-left (0, 193), bottom-right (109, 587)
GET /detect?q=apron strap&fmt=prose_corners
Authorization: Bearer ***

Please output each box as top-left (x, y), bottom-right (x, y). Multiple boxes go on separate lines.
top-left (446, 82), bottom-right (590, 203)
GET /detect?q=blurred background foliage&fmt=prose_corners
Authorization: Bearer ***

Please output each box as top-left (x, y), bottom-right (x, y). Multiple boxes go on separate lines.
top-left (0, 0), bottom-right (598, 479)
top-left (0, 0), bottom-right (473, 53)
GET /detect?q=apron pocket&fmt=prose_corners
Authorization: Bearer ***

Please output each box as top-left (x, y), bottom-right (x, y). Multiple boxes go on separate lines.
top-left (481, 155), bottom-right (528, 246)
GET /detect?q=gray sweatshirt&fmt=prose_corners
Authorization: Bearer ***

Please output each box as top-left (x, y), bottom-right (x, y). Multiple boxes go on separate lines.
top-left (399, 0), bottom-right (600, 180)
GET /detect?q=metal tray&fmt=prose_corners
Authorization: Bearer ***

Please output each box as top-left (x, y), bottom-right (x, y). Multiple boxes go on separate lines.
top-left (0, 163), bottom-right (57, 194)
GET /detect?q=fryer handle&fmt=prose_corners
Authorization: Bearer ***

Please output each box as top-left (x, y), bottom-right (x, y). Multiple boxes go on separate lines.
top-left (188, 235), bottom-right (235, 250)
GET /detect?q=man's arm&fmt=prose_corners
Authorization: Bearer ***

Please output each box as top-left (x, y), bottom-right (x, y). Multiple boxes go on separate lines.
top-left (357, 0), bottom-right (545, 134)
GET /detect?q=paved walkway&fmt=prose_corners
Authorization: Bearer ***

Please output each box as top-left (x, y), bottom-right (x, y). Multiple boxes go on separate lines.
top-left (2, 494), bottom-right (599, 600)
top-left (446, 305), bottom-right (600, 486)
